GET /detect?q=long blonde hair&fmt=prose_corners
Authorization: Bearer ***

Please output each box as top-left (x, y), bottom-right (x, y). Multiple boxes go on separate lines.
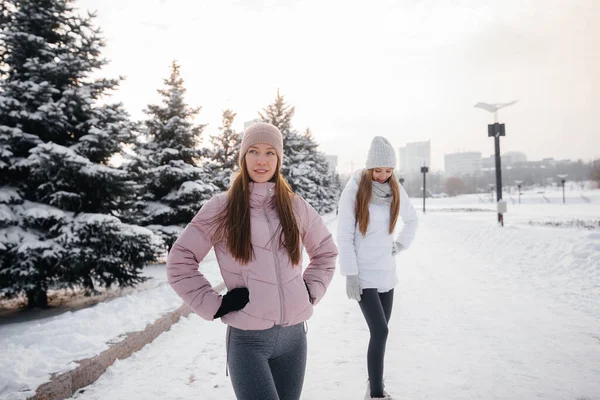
top-left (213, 157), bottom-right (301, 266)
top-left (355, 169), bottom-right (400, 236)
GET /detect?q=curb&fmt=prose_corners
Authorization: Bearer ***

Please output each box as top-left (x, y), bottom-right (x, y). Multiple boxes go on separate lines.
top-left (28, 282), bottom-right (225, 400)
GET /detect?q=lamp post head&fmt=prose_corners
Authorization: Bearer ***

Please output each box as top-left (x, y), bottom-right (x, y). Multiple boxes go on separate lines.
top-left (557, 174), bottom-right (568, 186)
top-left (475, 101), bottom-right (518, 123)
top-left (474, 101), bottom-right (518, 113)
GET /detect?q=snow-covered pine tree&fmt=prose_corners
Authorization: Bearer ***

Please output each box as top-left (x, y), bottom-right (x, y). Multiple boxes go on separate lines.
top-left (138, 61), bottom-right (217, 249)
top-left (0, 0), bottom-right (162, 308)
top-left (294, 128), bottom-right (339, 213)
top-left (117, 134), bottom-right (151, 225)
top-left (259, 91), bottom-right (339, 213)
top-left (208, 109), bottom-right (240, 191)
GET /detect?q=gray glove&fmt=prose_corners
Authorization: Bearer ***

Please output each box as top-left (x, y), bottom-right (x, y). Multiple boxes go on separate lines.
top-left (346, 275), bottom-right (362, 301)
top-left (392, 241), bottom-right (404, 256)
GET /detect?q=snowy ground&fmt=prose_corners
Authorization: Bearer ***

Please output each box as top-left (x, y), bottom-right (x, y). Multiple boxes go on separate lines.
top-left (0, 254), bottom-right (223, 400)
top-left (0, 267), bottom-right (165, 321)
top-left (65, 204), bottom-right (600, 400)
top-left (423, 188), bottom-right (600, 230)
top-left (425, 186), bottom-right (600, 208)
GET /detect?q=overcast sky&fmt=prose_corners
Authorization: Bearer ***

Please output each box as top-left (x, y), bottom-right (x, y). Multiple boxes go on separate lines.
top-left (77, 0), bottom-right (600, 173)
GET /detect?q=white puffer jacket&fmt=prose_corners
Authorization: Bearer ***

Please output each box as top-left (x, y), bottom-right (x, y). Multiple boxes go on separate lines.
top-left (337, 169), bottom-right (418, 292)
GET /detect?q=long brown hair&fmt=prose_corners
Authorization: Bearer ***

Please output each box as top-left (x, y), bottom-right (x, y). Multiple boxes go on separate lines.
top-left (355, 169), bottom-right (400, 236)
top-left (213, 157), bottom-right (301, 265)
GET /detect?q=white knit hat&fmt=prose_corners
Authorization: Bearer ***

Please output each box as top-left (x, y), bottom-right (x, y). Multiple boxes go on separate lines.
top-left (365, 136), bottom-right (396, 169)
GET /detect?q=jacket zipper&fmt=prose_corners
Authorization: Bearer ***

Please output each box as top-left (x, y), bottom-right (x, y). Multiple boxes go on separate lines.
top-left (263, 188), bottom-right (285, 325)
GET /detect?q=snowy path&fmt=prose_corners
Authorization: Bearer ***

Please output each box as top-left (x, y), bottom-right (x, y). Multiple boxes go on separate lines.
top-left (70, 213), bottom-right (600, 400)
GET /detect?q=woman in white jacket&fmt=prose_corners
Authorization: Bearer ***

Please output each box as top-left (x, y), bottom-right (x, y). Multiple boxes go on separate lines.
top-left (337, 136), bottom-right (418, 400)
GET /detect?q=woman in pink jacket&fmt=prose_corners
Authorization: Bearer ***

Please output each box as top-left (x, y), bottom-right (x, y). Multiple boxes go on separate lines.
top-left (167, 122), bottom-right (338, 400)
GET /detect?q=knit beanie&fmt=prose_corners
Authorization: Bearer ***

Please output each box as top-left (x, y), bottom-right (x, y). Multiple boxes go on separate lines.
top-left (365, 136), bottom-right (396, 169)
top-left (239, 122), bottom-right (284, 165)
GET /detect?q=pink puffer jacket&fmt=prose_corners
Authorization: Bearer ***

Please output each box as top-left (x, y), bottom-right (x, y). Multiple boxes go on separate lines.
top-left (167, 182), bottom-right (338, 330)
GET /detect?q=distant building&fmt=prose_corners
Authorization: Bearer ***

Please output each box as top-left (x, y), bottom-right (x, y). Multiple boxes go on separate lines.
top-left (398, 146), bottom-right (407, 172)
top-left (444, 151), bottom-right (482, 176)
top-left (502, 151), bottom-right (527, 165)
top-left (482, 155), bottom-right (494, 169)
top-left (398, 140), bottom-right (430, 175)
top-left (483, 152), bottom-right (528, 170)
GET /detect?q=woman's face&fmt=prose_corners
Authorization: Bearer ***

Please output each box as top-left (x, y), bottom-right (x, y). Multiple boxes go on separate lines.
top-left (372, 168), bottom-right (393, 184)
top-left (245, 143), bottom-right (278, 183)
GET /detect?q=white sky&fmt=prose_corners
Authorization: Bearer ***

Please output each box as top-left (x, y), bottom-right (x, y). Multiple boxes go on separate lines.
top-left (78, 0), bottom-right (600, 173)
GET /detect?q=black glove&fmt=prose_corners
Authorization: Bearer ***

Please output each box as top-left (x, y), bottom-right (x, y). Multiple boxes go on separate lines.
top-left (214, 287), bottom-right (249, 319)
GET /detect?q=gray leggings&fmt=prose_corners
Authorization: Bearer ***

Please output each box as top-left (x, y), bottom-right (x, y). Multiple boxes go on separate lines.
top-left (227, 323), bottom-right (307, 400)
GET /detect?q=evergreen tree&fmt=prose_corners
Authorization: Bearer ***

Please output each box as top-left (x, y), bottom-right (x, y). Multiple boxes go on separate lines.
top-left (0, 0), bottom-right (161, 308)
top-left (591, 159), bottom-right (600, 186)
top-left (258, 89), bottom-right (295, 138)
top-left (138, 61), bottom-right (217, 249)
top-left (259, 91), bottom-right (339, 213)
top-left (208, 109), bottom-right (240, 191)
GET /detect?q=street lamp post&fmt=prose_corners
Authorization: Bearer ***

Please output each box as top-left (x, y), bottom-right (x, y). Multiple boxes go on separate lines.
top-left (421, 166), bottom-right (428, 213)
top-left (557, 174), bottom-right (568, 204)
top-left (514, 180), bottom-right (523, 204)
top-left (474, 101), bottom-right (517, 226)
top-left (488, 183), bottom-right (495, 202)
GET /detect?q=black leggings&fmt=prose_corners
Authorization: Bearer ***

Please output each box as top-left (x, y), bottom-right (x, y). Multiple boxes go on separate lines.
top-left (359, 288), bottom-right (394, 398)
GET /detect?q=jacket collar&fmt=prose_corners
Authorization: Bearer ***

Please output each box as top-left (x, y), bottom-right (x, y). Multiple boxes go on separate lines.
top-left (249, 181), bottom-right (276, 207)
top-left (344, 168), bottom-right (363, 192)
